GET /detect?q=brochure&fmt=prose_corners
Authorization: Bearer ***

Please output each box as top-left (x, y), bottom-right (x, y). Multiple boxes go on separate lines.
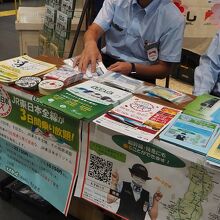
top-left (61, 0), bottom-right (76, 18)
top-left (97, 72), bottom-right (144, 93)
top-left (147, 86), bottom-right (191, 103)
top-left (206, 130), bottom-right (220, 166)
top-left (0, 55), bottom-right (56, 83)
top-left (184, 93), bottom-right (220, 124)
top-left (64, 58), bottom-right (107, 79)
top-left (94, 96), bottom-right (181, 142)
top-left (40, 80), bottom-right (132, 121)
top-left (77, 123), bottom-right (220, 220)
top-left (55, 10), bottom-right (69, 39)
top-left (43, 64), bottom-right (83, 86)
top-left (159, 113), bottom-right (219, 155)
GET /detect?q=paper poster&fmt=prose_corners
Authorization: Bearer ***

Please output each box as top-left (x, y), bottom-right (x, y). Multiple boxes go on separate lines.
top-left (173, 0), bottom-right (219, 38)
top-left (0, 116), bottom-right (80, 215)
top-left (79, 123), bottom-right (220, 220)
top-left (0, 85), bottom-right (80, 215)
top-left (94, 96), bottom-right (180, 142)
top-left (0, 85), bottom-right (79, 148)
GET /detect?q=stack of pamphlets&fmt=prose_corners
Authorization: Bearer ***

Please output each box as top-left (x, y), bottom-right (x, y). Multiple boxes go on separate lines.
top-left (141, 86), bottom-right (192, 104)
top-left (43, 65), bottom-right (83, 86)
top-left (159, 113), bottom-right (219, 155)
top-left (64, 58), bottom-right (107, 79)
top-left (94, 96), bottom-right (181, 142)
top-left (0, 55), bottom-right (56, 83)
top-left (96, 72), bottom-right (145, 93)
top-left (206, 130), bottom-right (220, 167)
top-left (184, 93), bottom-right (220, 124)
top-left (40, 80), bottom-right (132, 121)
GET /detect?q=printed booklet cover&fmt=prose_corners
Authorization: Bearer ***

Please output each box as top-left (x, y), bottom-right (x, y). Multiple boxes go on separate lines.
top-left (77, 123), bottom-right (220, 220)
top-left (184, 93), bottom-right (220, 124)
top-left (0, 55), bottom-right (56, 81)
top-left (97, 72), bottom-right (144, 93)
top-left (147, 86), bottom-right (189, 103)
top-left (64, 58), bottom-right (108, 79)
top-left (159, 113), bottom-right (219, 155)
top-left (40, 80), bottom-right (132, 121)
top-left (207, 130), bottom-right (220, 166)
top-left (94, 96), bottom-right (181, 142)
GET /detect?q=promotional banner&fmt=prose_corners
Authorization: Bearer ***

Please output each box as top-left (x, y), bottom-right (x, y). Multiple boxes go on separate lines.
top-left (79, 123), bottom-right (220, 220)
top-left (0, 85), bottom-right (79, 149)
top-left (0, 85), bottom-right (80, 215)
top-left (174, 0), bottom-right (220, 38)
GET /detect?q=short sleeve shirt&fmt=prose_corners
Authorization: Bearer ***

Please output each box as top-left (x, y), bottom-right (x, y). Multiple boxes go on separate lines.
top-left (94, 0), bottom-right (185, 64)
top-left (193, 31), bottom-right (220, 96)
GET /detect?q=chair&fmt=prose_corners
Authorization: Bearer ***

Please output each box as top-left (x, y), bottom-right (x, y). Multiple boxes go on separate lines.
top-left (165, 74), bottom-right (170, 88)
top-left (165, 63), bottom-right (179, 88)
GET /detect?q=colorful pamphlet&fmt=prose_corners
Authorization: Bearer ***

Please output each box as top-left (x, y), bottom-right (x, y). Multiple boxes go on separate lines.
top-left (44, 5), bottom-right (56, 37)
top-left (97, 72), bottom-right (144, 93)
top-left (184, 93), bottom-right (220, 124)
top-left (159, 113), bottom-right (219, 155)
top-left (206, 130), bottom-right (220, 166)
top-left (55, 10), bottom-right (69, 39)
top-left (64, 58), bottom-right (107, 79)
top-left (61, 0), bottom-right (76, 18)
top-left (147, 86), bottom-right (190, 103)
top-left (43, 64), bottom-right (83, 86)
top-left (0, 55), bottom-right (56, 83)
top-left (40, 80), bottom-right (132, 121)
top-left (94, 96), bottom-right (181, 142)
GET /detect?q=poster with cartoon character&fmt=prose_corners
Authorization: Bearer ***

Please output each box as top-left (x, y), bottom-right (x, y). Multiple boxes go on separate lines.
top-left (78, 122), bottom-right (220, 220)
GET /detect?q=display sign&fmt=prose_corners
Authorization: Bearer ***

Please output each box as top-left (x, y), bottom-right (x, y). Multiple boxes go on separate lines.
top-left (0, 85), bottom-right (79, 148)
top-left (0, 85), bottom-right (80, 215)
top-left (78, 123), bottom-right (220, 220)
top-left (174, 0), bottom-right (220, 38)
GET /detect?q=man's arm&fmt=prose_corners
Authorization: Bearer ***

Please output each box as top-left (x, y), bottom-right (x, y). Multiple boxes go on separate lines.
top-left (148, 191), bottom-right (163, 220)
top-left (77, 23), bottom-right (104, 73)
top-left (108, 61), bottom-right (171, 80)
top-left (193, 31), bottom-right (220, 96)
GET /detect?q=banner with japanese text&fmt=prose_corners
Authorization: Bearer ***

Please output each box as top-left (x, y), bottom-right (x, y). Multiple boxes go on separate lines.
top-left (0, 85), bottom-right (81, 215)
top-left (0, 85), bottom-right (79, 149)
top-left (78, 123), bottom-right (220, 220)
top-left (174, 0), bottom-right (219, 38)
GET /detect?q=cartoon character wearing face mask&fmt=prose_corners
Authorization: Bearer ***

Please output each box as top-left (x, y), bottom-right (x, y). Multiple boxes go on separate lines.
top-left (107, 163), bottom-right (163, 220)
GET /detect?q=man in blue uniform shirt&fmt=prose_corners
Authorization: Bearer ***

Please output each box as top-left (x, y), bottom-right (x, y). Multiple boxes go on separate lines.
top-left (193, 31), bottom-right (220, 97)
top-left (75, 0), bottom-right (185, 83)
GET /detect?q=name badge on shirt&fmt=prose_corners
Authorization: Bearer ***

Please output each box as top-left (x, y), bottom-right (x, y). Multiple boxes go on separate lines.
top-left (144, 41), bottom-right (159, 64)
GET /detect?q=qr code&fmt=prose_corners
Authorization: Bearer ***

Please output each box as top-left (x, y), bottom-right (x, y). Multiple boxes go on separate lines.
top-left (88, 154), bottom-right (113, 185)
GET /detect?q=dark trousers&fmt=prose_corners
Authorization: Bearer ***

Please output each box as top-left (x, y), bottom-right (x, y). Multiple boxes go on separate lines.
top-left (101, 53), bottom-right (156, 84)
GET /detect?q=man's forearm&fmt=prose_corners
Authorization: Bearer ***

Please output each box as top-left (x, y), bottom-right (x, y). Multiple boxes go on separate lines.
top-left (135, 61), bottom-right (172, 80)
top-left (149, 202), bottom-right (159, 220)
top-left (84, 23), bottom-right (104, 47)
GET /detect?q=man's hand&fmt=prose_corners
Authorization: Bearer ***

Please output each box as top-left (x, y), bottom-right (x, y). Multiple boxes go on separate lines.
top-left (108, 62), bottom-right (132, 75)
top-left (153, 191), bottom-right (163, 202)
top-left (77, 41), bottom-right (102, 73)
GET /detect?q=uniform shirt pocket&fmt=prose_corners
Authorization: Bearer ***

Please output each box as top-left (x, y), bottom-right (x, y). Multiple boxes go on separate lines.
top-left (107, 16), bottom-right (127, 46)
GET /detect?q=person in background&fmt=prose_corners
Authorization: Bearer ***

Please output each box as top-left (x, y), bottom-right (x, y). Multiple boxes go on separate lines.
top-left (74, 0), bottom-right (185, 84)
top-left (193, 31), bottom-right (220, 97)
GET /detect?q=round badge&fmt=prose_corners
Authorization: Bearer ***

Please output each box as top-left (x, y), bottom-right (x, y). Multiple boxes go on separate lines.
top-left (38, 79), bottom-right (64, 95)
top-left (15, 76), bottom-right (42, 91)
